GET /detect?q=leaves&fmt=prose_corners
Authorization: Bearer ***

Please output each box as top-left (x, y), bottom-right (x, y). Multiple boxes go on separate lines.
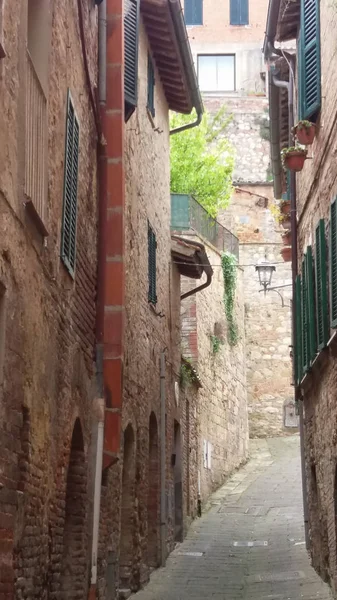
top-left (170, 108), bottom-right (234, 218)
top-left (221, 252), bottom-right (239, 346)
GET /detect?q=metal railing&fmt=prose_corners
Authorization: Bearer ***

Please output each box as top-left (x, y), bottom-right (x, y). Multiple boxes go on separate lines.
top-left (171, 193), bottom-right (239, 259)
top-left (25, 51), bottom-right (47, 221)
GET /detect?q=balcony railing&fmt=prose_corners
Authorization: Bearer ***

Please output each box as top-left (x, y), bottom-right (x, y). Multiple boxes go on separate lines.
top-left (25, 51), bottom-right (47, 223)
top-left (171, 193), bottom-right (239, 259)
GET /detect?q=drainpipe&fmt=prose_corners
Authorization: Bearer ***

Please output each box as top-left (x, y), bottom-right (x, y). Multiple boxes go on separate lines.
top-left (180, 271), bottom-right (213, 300)
top-left (160, 351), bottom-right (167, 566)
top-left (90, 2), bottom-right (107, 598)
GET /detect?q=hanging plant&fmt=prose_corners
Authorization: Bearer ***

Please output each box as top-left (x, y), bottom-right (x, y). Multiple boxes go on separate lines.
top-left (281, 230), bottom-right (291, 245)
top-left (281, 146), bottom-right (307, 172)
top-left (280, 199), bottom-right (291, 215)
top-left (292, 120), bottom-right (316, 145)
top-left (280, 246), bottom-right (292, 262)
top-left (221, 252), bottom-right (238, 346)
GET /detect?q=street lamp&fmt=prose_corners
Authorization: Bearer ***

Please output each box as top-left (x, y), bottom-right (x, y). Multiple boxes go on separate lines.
top-left (255, 260), bottom-right (276, 294)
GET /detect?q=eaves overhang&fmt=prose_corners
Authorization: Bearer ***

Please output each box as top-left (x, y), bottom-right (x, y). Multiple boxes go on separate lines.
top-left (171, 235), bottom-right (213, 280)
top-left (141, 0), bottom-right (203, 115)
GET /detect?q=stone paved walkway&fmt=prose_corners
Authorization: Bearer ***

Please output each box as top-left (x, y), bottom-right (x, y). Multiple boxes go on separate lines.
top-left (132, 436), bottom-right (332, 600)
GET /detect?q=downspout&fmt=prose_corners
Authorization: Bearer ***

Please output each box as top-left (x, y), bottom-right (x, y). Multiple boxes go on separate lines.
top-left (168, 0), bottom-right (204, 135)
top-left (181, 271), bottom-right (213, 300)
top-left (90, 2), bottom-right (107, 598)
top-left (160, 351), bottom-right (167, 566)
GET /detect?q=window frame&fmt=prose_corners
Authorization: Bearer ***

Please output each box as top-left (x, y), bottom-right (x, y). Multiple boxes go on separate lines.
top-left (148, 222), bottom-right (157, 306)
top-left (230, 0), bottom-right (249, 26)
top-left (147, 53), bottom-right (155, 118)
top-left (124, 0), bottom-right (140, 122)
top-left (298, 0), bottom-right (321, 120)
top-left (197, 54), bottom-right (236, 93)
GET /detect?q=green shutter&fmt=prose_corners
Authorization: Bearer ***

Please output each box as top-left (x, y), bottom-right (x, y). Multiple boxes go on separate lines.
top-left (148, 223), bottom-right (157, 304)
top-left (61, 91), bottom-right (79, 276)
top-left (147, 54), bottom-right (155, 117)
top-left (315, 219), bottom-right (329, 349)
top-left (301, 256), bottom-right (309, 373)
top-left (124, 0), bottom-right (140, 119)
top-left (295, 275), bottom-right (303, 384)
top-left (306, 246), bottom-right (317, 362)
top-left (330, 200), bottom-right (337, 327)
top-left (299, 0), bottom-right (321, 119)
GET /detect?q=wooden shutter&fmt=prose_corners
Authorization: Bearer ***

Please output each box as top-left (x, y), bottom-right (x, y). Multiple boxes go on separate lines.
top-left (147, 54), bottom-right (155, 117)
top-left (299, 0), bottom-right (321, 119)
top-left (61, 91), bottom-right (79, 276)
top-left (184, 0), bottom-right (203, 25)
top-left (306, 246), bottom-right (317, 362)
top-left (301, 256), bottom-right (309, 373)
top-left (295, 275), bottom-right (302, 384)
top-left (148, 223), bottom-right (157, 305)
top-left (124, 0), bottom-right (139, 114)
top-left (330, 200), bottom-right (337, 327)
top-left (315, 219), bottom-right (329, 349)
top-left (230, 0), bottom-right (249, 25)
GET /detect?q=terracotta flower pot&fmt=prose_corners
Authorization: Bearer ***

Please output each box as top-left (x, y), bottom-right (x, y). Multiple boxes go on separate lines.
top-left (280, 200), bottom-right (291, 215)
top-left (282, 230), bottom-right (291, 245)
top-left (281, 246), bottom-right (292, 262)
top-left (281, 216), bottom-right (291, 230)
top-left (284, 151), bottom-right (307, 172)
top-left (296, 124), bottom-right (316, 145)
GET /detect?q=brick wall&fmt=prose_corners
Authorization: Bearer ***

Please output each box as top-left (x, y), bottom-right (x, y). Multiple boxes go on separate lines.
top-left (0, 1), bottom-right (98, 597)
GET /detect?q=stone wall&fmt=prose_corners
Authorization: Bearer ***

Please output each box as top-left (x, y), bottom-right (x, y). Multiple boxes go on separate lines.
top-left (220, 186), bottom-right (294, 438)
top-left (96, 21), bottom-right (184, 599)
top-left (0, 1), bottom-right (98, 598)
top-left (181, 239), bottom-right (249, 504)
top-left (291, 0), bottom-right (337, 590)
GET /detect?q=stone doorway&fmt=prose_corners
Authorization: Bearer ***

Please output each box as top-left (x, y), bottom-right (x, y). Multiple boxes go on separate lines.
top-left (148, 412), bottom-right (160, 568)
top-left (173, 420), bottom-right (183, 542)
top-left (119, 424), bottom-right (136, 591)
top-left (61, 418), bottom-right (88, 599)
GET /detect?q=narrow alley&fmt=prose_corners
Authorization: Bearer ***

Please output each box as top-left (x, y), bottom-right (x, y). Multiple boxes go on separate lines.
top-left (131, 437), bottom-right (331, 600)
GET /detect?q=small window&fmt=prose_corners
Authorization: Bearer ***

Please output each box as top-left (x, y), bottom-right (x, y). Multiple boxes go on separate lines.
top-left (147, 54), bottom-right (155, 118)
top-left (61, 91), bottom-right (79, 277)
top-left (148, 223), bottom-right (157, 305)
top-left (197, 55), bottom-right (235, 93)
top-left (124, 0), bottom-right (140, 122)
top-left (184, 0), bottom-right (202, 25)
top-left (230, 0), bottom-right (249, 25)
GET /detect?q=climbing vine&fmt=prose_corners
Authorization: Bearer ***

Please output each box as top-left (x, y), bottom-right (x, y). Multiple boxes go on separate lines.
top-left (179, 359), bottom-right (199, 389)
top-left (221, 252), bottom-right (239, 346)
top-left (210, 334), bottom-right (223, 355)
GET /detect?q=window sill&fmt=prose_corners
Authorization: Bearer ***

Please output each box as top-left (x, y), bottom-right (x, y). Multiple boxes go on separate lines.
top-left (24, 198), bottom-right (49, 237)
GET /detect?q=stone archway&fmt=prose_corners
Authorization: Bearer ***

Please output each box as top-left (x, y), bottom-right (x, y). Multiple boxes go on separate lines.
top-left (148, 412), bottom-right (160, 568)
top-left (119, 424), bottom-right (136, 591)
top-left (61, 418), bottom-right (88, 599)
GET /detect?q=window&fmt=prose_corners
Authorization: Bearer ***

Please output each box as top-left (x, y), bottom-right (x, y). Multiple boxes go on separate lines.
top-left (61, 92), bottom-right (79, 276)
top-left (315, 220), bottom-right (328, 350)
top-left (148, 223), bottom-right (157, 305)
top-left (298, 0), bottom-right (321, 120)
top-left (295, 275), bottom-right (302, 384)
top-left (124, 0), bottom-right (140, 122)
top-left (330, 200), bottom-right (337, 327)
top-left (230, 0), bottom-right (248, 25)
top-left (147, 54), bottom-right (155, 118)
top-left (197, 55), bottom-right (235, 93)
top-left (0, 283), bottom-right (6, 389)
top-left (184, 0), bottom-right (202, 25)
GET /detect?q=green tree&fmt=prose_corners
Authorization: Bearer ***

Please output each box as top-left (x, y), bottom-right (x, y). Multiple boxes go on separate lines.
top-left (170, 107), bottom-right (234, 218)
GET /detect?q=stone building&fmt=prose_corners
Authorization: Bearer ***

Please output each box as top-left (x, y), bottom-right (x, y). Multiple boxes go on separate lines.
top-left (264, 0), bottom-right (337, 590)
top-left (184, 0), bottom-right (294, 436)
top-left (0, 1), bottom-right (99, 598)
top-left (171, 193), bottom-right (249, 504)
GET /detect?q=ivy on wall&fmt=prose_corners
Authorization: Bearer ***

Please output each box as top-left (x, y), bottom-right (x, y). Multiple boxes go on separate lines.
top-left (221, 252), bottom-right (239, 346)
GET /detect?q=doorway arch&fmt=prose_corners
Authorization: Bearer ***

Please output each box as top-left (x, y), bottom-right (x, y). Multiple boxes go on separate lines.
top-left (148, 412), bottom-right (159, 568)
top-left (61, 418), bottom-right (88, 599)
top-left (119, 424), bottom-right (136, 590)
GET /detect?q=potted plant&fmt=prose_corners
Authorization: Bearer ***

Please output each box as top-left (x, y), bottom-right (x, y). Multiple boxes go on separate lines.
top-left (280, 214), bottom-right (291, 230)
top-left (280, 199), bottom-right (291, 215)
top-left (281, 246), bottom-right (292, 262)
top-left (281, 146), bottom-right (308, 172)
top-left (293, 120), bottom-right (316, 145)
top-left (281, 230), bottom-right (291, 245)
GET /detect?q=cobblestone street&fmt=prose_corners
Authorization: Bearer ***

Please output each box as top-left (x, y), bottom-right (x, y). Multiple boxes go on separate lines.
top-left (132, 436), bottom-right (332, 600)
